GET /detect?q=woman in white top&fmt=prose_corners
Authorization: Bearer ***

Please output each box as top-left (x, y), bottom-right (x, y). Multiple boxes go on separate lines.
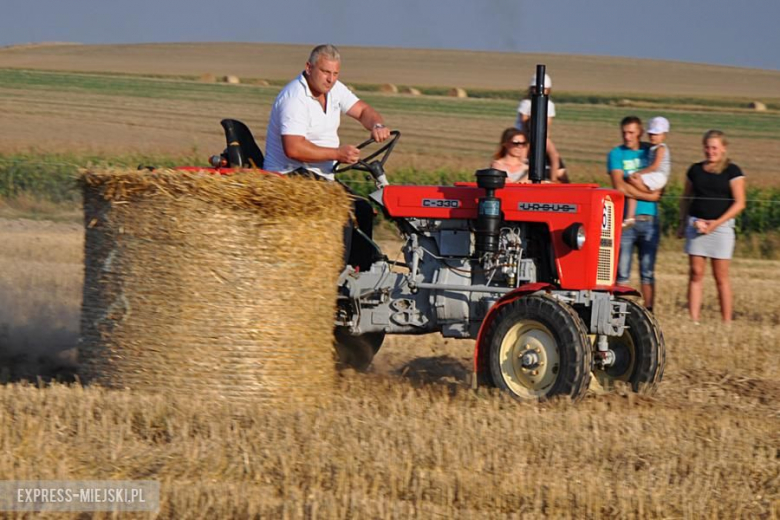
top-left (514, 73), bottom-right (567, 183)
top-left (491, 128), bottom-right (530, 183)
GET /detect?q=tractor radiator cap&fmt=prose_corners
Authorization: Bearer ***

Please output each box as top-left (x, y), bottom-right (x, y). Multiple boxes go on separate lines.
top-left (475, 168), bottom-right (507, 191)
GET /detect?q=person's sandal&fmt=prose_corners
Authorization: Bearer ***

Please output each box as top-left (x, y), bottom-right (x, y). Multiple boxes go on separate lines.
top-left (622, 218), bottom-right (635, 229)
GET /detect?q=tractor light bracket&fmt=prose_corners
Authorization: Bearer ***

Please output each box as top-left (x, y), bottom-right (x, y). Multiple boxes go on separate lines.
top-left (589, 294), bottom-right (628, 337)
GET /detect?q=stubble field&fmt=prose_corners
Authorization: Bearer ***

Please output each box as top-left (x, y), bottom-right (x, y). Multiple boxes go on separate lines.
top-left (0, 43), bottom-right (778, 518)
top-left (0, 219), bottom-right (778, 518)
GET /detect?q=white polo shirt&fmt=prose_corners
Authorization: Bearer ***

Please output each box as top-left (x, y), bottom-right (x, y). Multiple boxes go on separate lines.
top-left (264, 73), bottom-right (360, 180)
top-left (514, 98), bottom-right (556, 131)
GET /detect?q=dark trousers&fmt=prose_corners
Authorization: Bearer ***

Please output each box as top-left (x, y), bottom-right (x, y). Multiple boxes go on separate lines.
top-left (288, 168), bottom-right (376, 270)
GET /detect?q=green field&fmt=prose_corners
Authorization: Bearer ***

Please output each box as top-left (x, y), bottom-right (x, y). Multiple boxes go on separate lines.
top-left (1, 68), bottom-right (779, 256)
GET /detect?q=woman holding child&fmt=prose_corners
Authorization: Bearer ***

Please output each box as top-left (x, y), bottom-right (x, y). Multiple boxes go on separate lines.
top-left (677, 130), bottom-right (746, 323)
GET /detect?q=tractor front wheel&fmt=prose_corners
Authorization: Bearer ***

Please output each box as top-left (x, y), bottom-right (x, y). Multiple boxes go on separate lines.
top-left (486, 294), bottom-right (591, 402)
top-left (334, 328), bottom-right (385, 371)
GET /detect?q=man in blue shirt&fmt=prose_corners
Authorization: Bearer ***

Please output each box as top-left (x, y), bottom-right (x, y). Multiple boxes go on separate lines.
top-left (608, 116), bottom-right (662, 311)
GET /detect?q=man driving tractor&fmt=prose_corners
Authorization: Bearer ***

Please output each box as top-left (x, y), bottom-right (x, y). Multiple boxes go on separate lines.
top-left (264, 44), bottom-right (391, 180)
top-left (264, 44), bottom-right (392, 271)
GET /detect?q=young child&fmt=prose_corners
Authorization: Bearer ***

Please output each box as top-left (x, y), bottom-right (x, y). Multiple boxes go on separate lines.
top-left (623, 116), bottom-right (671, 227)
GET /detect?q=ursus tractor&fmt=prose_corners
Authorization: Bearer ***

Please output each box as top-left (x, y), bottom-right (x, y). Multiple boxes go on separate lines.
top-left (207, 65), bottom-right (665, 402)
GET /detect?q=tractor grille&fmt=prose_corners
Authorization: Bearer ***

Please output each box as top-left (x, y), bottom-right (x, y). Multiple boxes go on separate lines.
top-left (597, 198), bottom-right (615, 285)
top-left (598, 248), bottom-right (613, 282)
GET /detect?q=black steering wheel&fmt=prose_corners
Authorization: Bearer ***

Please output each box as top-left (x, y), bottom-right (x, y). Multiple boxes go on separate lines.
top-left (333, 130), bottom-right (401, 174)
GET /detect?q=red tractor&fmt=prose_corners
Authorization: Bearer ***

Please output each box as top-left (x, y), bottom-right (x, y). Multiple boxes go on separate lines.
top-left (206, 66), bottom-right (665, 402)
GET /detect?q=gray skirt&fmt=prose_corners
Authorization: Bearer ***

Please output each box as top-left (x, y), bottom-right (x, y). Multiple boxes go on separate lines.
top-left (684, 217), bottom-right (735, 259)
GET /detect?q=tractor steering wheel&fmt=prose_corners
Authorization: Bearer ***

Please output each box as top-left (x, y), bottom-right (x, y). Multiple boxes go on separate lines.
top-left (333, 130), bottom-right (400, 174)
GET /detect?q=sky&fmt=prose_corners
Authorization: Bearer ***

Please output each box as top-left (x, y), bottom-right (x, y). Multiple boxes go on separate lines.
top-left (2, 0), bottom-right (779, 71)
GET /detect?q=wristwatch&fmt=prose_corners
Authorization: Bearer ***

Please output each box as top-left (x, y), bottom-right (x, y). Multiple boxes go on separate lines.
top-left (373, 123), bottom-right (386, 130)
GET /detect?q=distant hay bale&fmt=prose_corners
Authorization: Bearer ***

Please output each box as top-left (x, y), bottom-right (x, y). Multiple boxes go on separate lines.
top-left (254, 79), bottom-right (270, 86)
top-left (199, 73), bottom-right (216, 83)
top-left (448, 88), bottom-right (468, 98)
top-left (748, 101), bottom-right (767, 111)
top-left (616, 99), bottom-right (634, 107)
top-left (379, 83), bottom-right (398, 94)
top-left (400, 86), bottom-right (422, 96)
top-left (223, 75), bottom-right (240, 84)
top-left (78, 169), bottom-right (351, 407)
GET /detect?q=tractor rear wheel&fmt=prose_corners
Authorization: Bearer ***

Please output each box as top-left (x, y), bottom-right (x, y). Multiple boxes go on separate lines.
top-left (334, 328), bottom-right (385, 372)
top-left (486, 294), bottom-right (591, 402)
top-left (591, 298), bottom-right (665, 394)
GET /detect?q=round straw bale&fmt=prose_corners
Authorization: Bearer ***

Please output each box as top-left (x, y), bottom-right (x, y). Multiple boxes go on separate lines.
top-left (400, 86), bottom-right (422, 96)
top-left (379, 83), bottom-right (398, 94)
top-left (223, 75), bottom-right (240, 84)
top-left (254, 79), bottom-right (270, 86)
top-left (748, 101), bottom-right (766, 111)
top-left (448, 87), bottom-right (468, 98)
top-left (199, 73), bottom-right (216, 83)
top-left (78, 169), bottom-right (351, 407)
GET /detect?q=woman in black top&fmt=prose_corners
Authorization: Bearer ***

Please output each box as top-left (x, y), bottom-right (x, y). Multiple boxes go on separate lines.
top-left (677, 130), bottom-right (746, 323)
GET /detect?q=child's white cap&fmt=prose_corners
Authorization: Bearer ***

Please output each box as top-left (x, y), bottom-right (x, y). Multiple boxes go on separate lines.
top-left (529, 73), bottom-right (552, 89)
top-left (647, 116), bottom-right (670, 134)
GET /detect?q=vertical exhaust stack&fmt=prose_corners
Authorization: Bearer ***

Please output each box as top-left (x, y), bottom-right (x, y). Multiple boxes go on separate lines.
top-left (528, 64), bottom-right (549, 184)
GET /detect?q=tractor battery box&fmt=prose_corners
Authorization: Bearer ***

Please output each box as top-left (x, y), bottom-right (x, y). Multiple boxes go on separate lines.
top-left (438, 230), bottom-right (471, 257)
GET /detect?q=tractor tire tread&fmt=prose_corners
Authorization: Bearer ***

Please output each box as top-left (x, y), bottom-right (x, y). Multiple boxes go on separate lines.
top-left (486, 294), bottom-right (591, 402)
top-left (619, 298), bottom-right (666, 394)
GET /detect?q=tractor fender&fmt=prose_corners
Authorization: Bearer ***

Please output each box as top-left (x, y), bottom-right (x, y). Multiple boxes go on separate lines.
top-left (611, 284), bottom-right (641, 297)
top-left (472, 282), bottom-right (554, 388)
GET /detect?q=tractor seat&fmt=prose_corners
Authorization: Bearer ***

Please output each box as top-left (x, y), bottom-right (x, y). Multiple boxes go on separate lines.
top-left (221, 119), bottom-right (265, 169)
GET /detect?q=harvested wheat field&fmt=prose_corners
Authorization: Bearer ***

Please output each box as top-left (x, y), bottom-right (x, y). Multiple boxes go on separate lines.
top-left (0, 42), bottom-right (778, 518)
top-left (1, 65), bottom-right (779, 186)
top-left (0, 219), bottom-right (777, 518)
top-left (0, 44), bottom-right (780, 185)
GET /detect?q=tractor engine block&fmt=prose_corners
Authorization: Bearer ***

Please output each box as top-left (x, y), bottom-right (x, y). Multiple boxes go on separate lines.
top-left (337, 218), bottom-right (540, 339)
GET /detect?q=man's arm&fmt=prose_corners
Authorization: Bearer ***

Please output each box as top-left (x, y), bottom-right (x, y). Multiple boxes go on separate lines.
top-left (610, 170), bottom-right (661, 201)
top-left (346, 100), bottom-right (391, 142)
top-left (626, 174), bottom-right (653, 193)
top-left (277, 93), bottom-right (359, 165)
top-left (282, 135), bottom-right (359, 164)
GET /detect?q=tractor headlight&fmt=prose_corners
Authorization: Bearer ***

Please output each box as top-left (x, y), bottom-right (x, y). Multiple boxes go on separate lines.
top-left (563, 223), bottom-right (586, 250)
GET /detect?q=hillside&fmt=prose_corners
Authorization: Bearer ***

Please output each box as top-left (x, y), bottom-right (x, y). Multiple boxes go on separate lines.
top-left (2, 42), bottom-right (780, 99)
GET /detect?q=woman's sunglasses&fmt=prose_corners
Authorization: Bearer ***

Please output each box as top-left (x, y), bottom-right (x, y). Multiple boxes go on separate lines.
top-left (509, 140), bottom-right (527, 147)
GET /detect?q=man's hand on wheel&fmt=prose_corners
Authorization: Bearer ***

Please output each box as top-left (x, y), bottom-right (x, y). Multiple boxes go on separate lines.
top-left (371, 124), bottom-right (391, 143)
top-left (337, 144), bottom-right (360, 164)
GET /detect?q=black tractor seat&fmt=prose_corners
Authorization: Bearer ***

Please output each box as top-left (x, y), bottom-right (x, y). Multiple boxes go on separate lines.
top-left (221, 119), bottom-right (265, 169)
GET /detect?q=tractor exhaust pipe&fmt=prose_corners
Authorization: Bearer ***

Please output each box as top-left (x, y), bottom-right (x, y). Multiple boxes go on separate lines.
top-left (528, 64), bottom-right (549, 184)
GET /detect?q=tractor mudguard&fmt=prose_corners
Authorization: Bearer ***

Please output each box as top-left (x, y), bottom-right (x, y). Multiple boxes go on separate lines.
top-left (610, 285), bottom-right (641, 297)
top-left (472, 282), bottom-right (554, 388)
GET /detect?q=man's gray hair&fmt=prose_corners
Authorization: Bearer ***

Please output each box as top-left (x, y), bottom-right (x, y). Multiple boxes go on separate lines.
top-left (307, 44), bottom-right (341, 66)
